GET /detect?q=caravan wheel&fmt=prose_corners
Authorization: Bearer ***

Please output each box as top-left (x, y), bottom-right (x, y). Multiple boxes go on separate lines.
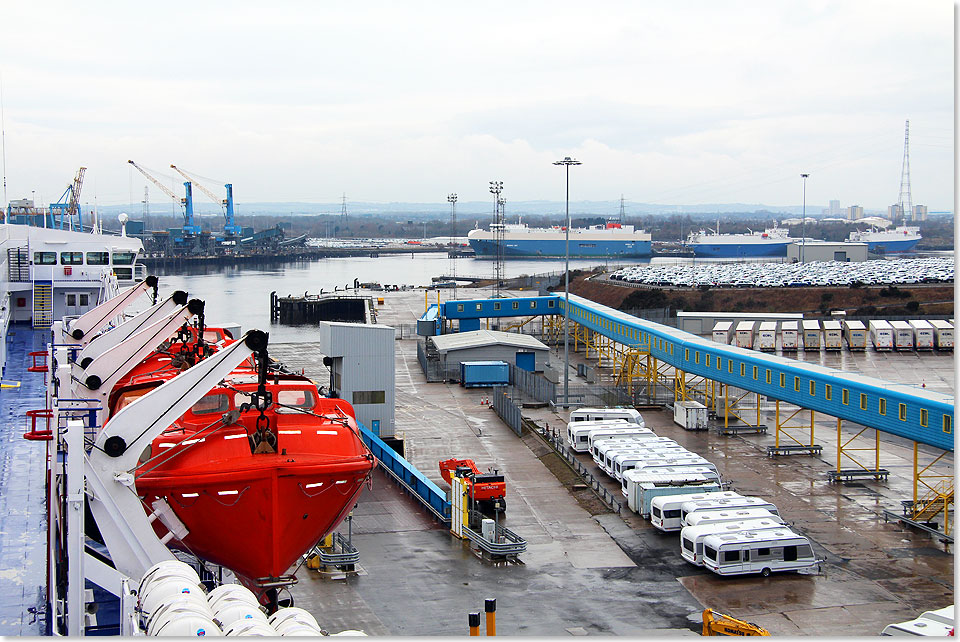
top-left (761, 568), bottom-right (771, 577)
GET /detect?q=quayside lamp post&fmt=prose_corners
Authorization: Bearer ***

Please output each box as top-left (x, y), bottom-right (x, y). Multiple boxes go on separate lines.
top-left (553, 156), bottom-right (581, 408)
top-left (800, 173), bottom-right (809, 263)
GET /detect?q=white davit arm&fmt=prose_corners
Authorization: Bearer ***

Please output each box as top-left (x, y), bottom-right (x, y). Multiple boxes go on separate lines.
top-left (73, 299), bottom-right (205, 422)
top-left (86, 329), bottom-right (269, 582)
top-left (76, 290), bottom-right (189, 367)
top-left (62, 275), bottom-right (159, 346)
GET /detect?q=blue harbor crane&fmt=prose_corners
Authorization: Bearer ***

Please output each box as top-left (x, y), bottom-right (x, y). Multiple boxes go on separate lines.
top-left (170, 165), bottom-right (242, 241)
top-left (47, 167), bottom-right (86, 230)
top-left (127, 160), bottom-right (201, 240)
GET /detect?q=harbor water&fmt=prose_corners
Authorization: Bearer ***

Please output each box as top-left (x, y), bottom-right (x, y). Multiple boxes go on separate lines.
top-left (152, 252), bottom-right (640, 342)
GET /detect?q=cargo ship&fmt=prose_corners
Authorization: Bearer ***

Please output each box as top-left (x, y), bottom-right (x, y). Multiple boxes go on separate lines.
top-left (847, 225), bottom-right (921, 253)
top-left (684, 224), bottom-right (814, 258)
top-left (467, 222), bottom-right (651, 258)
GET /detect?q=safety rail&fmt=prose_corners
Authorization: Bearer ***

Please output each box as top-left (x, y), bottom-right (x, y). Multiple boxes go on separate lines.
top-left (312, 532), bottom-right (360, 568)
top-left (462, 523), bottom-right (527, 558)
top-left (828, 468), bottom-right (890, 482)
top-left (536, 423), bottom-right (623, 514)
top-left (360, 425), bottom-right (451, 523)
top-left (27, 351), bottom-right (49, 373)
top-left (767, 444), bottom-right (823, 457)
top-left (883, 509), bottom-right (953, 544)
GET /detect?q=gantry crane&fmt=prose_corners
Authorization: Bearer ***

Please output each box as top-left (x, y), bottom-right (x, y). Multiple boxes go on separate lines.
top-left (127, 160), bottom-right (201, 238)
top-left (169, 165), bottom-right (242, 239)
top-left (49, 167), bottom-right (86, 230)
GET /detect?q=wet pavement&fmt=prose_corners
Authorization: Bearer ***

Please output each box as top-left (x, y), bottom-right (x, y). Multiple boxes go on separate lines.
top-left (270, 287), bottom-right (954, 636)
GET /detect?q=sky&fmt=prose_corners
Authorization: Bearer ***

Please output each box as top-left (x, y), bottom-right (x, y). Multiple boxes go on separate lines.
top-left (0, 1), bottom-right (953, 212)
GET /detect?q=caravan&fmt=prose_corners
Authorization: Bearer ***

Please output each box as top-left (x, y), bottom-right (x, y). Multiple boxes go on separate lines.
top-left (683, 507), bottom-right (783, 529)
top-left (680, 518), bottom-right (785, 566)
top-left (650, 491), bottom-right (744, 531)
top-left (680, 497), bottom-right (780, 527)
top-left (625, 473), bottom-right (722, 517)
top-left (700, 528), bottom-right (817, 576)
top-left (621, 465), bottom-right (721, 499)
top-left (586, 426), bottom-right (656, 457)
top-left (565, 419), bottom-right (633, 453)
top-left (568, 407), bottom-right (645, 426)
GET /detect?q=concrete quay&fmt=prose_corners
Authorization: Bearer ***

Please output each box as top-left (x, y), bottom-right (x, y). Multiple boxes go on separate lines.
top-left (270, 286), bottom-right (953, 636)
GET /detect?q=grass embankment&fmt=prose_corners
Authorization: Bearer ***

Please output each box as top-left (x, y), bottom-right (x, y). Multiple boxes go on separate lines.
top-left (557, 273), bottom-right (954, 317)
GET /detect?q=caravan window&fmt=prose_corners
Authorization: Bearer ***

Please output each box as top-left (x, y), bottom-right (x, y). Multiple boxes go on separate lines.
top-left (703, 546), bottom-right (717, 562)
top-left (722, 550), bottom-right (740, 563)
top-left (784, 545), bottom-right (798, 562)
top-left (797, 544), bottom-right (813, 559)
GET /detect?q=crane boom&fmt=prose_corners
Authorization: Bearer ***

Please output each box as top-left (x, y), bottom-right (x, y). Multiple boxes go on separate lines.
top-left (127, 160), bottom-right (181, 204)
top-left (68, 167), bottom-right (86, 218)
top-left (170, 165), bottom-right (224, 213)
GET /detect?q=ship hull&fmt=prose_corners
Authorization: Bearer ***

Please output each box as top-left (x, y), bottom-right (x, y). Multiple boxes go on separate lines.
top-left (468, 238), bottom-right (651, 258)
top-left (865, 238), bottom-right (921, 253)
top-left (688, 241), bottom-right (791, 258)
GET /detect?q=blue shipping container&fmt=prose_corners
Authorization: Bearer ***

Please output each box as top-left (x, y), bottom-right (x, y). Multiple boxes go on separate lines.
top-left (460, 361), bottom-right (510, 388)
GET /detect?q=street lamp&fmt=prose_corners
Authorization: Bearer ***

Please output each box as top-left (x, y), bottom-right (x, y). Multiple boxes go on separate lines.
top-left (489, 181), bottom-right (504, 299)
top-left (553, 156), bottom-right (581, 408)
top-left (800, 173), bottom-right (809, 263)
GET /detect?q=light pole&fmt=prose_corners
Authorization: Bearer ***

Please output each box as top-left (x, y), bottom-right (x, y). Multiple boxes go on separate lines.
top-left (800, 173), bottom-right (809, 263)
top-left (489, 181), bottom-right (503, 299)
top-left (448, 193), bottom-right (458, 300)
top-left (553, 156), bottom-right (581, 408)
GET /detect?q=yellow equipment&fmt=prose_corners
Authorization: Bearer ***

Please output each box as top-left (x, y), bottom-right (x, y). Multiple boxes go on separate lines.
top-left (702, 609), bottom-right (770, 636)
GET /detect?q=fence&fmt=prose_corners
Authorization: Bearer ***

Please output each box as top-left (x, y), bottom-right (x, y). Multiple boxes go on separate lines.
top-left (535, 422), bottom-right (623, 514)
top-left (508, 363), bottom-right (555, 403)
top-left (491, 386), bottom-right (524, 436)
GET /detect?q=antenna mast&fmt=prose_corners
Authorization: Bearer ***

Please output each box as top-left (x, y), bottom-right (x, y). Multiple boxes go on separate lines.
top-left (897, 119), bottom-right (912, 224)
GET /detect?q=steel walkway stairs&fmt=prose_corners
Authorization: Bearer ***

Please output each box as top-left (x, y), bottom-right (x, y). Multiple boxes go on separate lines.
top-left (32, 281), bottom-right (54, 329)
top-left (910, 480), bottom-right (954, 525)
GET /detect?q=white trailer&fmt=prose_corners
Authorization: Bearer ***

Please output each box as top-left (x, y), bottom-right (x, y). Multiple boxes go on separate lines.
top-left (621, 465), bottom-right (721, 499)
top-left (870, 319), bottom-right (894, 351)
top-left (881, 617), bottom-right (955, 636)
top-left (566, 419), bottom-right (632, 452)
top-left (822, 319), bottom-right (843, 351)
top-left (780, 320), bottom-right (799, 351)
top-left (569, 407), bottom-right (644, 425)
top-left (757, 321), bottom-right (777, 351)
top-left (683, 507), bottom-right (783, 529)
top-left (600, 442), bottom-right (685, 476)
top-left (930, 320), bottom-right (954, 351)
top-left (680, 517), bottom-right (786, 566)
top-left (908, 320), bottom-right (934, 351)
top-left (843, 319), bottom-right (867, 351)
top-left (625, 473), bottom-right (721, 516)
top-left (609, 447), bottom-right (693, 479)
top-left (890, 320), bottom-right (914, 351)
top-left (680, 497), bottom-right (780, 528)
top-left (712, 321), bottom-right (733, 344)
top-left (673, 400), bottom-right (708, 431)
top-left (734, 321), bottom-right (755, 349)
top-left (589, 430), bottom-right (662, 461)
top-left (701, 528), bottom-right (817, 577)
top-left (586, 426), bottom-right (656, 456)
top-left (801, 319), bottom-right (821, 351)
top-left (650, 491), bottom-right (744, 532)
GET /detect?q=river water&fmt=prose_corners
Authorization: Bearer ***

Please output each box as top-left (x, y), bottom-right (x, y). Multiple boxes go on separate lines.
top-left (151, 252), bottom-right (643, 342)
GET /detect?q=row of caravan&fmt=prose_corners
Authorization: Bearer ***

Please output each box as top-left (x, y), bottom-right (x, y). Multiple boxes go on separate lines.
top-left (712, 318), bottom-right (954, 352)
top-left (565, 409), bottom-right (817, 577)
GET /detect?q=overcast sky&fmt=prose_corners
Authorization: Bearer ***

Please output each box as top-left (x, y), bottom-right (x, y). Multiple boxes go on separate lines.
top-left (0, 1), bottom-right (953, 211)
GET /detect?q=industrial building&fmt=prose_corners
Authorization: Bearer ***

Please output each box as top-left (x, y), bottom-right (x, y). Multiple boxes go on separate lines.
top-left (427, 329), bottom-right (549, 373)
top-left (788, 240), bottom-right (868, 263)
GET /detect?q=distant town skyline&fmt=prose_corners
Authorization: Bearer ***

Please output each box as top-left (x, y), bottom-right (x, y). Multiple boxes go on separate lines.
top-left (0, 2), bottom-right (952, 210)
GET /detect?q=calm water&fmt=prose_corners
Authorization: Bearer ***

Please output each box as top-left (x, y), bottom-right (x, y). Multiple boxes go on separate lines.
top-left (152, 252), bottom-right (643, 342)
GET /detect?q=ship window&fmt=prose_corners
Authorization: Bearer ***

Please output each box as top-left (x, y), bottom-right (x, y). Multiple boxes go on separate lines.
top-left (34, 251), bottom-right (57, 265)
top-left (920, 408), bottom-right (928, 427)
top-left (79, 294), bottom-right (89, 306)
top-left (878, 398), bottom-right (886, 415)
top-left (943, 415), bottom-right (952, 434)
top-left (353, 390), bottom-right (386, 405)
top-left (842, 389), bottom-right (849, 405)
top-left (898, 403), bottom-right (906, 421)
top-left (112, 251), bottom-right (136, 265)
top-left (113, 386), bottom-right (155, 412)
top-left (60, 252), bottom-right (83, 265)
top-left (860, 393), bottom-right (867, 410)
top-left (825, 384), bottom-right (832, 401)
top-left (191, 393), bottom-right (229, 415)
top-left (86, 251), bottom-right (109, 265)
top-left (276, 388), bottom-right (318, 413)
top-left (66, 294), bottom-right (76, 306)
top-left (113, 267), bottom-right (133, 280)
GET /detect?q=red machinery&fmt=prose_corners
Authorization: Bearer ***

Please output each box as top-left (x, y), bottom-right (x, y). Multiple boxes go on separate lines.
top-left (439, 458), bottom-right (506, 514)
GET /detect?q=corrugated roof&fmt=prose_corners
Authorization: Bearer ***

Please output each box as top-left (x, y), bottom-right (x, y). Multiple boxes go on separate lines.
top-left (430, 329), bottom-right (548, 353)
